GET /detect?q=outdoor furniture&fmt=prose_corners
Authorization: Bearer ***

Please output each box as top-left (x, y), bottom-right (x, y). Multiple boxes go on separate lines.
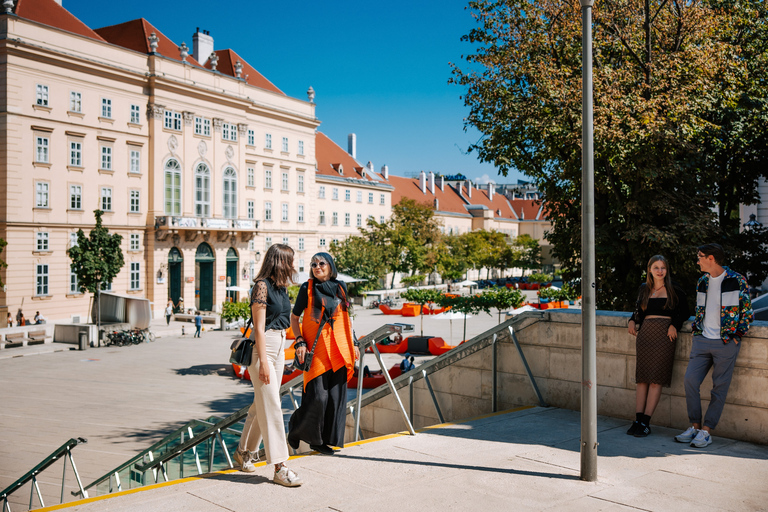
top-left (27, 330), bottom-right (51, 345)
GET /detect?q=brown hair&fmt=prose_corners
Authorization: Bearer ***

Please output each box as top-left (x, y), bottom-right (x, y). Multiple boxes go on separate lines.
top-left (698, 243), bottom-right (726, 266)
top-left (639, 255), bottom-right (678, 310)
top-left (254, 244), bottom-right (295, 288)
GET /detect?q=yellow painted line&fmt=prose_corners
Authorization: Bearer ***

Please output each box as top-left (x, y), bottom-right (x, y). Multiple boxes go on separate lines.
top-left (35, 405), bottom-right (538, 511)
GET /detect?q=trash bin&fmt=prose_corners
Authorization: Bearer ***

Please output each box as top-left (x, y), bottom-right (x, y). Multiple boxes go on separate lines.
top-left (78, 331), bottom-right (88, 351)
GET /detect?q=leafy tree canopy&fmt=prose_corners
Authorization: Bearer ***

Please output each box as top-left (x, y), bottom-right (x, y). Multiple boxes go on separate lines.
top-left (68, 210), bottom-right (124, 294)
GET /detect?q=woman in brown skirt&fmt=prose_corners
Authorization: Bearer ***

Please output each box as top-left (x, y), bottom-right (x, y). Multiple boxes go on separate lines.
top-left (627, 255), bottom-right (689, 437)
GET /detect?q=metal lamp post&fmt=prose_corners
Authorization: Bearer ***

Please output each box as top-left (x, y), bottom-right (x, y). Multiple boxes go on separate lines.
top-left (580, 0), bottom-right (598, 482)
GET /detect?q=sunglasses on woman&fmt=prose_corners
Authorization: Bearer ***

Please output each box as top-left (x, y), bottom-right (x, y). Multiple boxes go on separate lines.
top-left (310, 262), bottom-right (327, 269)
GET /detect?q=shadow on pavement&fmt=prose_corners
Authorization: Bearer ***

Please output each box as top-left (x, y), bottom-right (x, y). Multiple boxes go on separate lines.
top-left (173, 364), bottom-right (234, 377)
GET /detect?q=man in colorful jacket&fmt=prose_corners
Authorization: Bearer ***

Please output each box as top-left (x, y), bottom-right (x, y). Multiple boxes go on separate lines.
top-left (675, 243), bottom-right (753, 448)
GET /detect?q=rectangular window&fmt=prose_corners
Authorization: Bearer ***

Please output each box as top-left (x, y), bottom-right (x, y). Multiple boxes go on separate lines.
top-left (130, 150), bottom-right (141, 173)
top-left (130, 262), bottom-right (140, 290)
top-left (265, 133), bottom-right (272, 149)
top-left (265, 169), bottom-right (272, 189)
top-left (70, 232), bottom-right (78, 248)
top-left (345, 213), bottom-right (350, 226)
top-left (332, 188), bottom-right (339, 200)
top-left (298, 204), bottom-right (304, 222)
top-left (222, 122), bottom-right (237, 141)
top-left (298, 259), bottom-right (305, 272)
top-left (36, 232), bottom-right (49, 251)
top-left (380, 215), bottom-right (385, 224)
top-left (36, 84), bottom-right (49, 106)
top-left (130, 233), bottom-right (140, 251)
top-left (345, 189), bottom-right (351, 201)
top-left (101, 281), bottom-right (112, 292)
top-left (36, 264), bottom-right (49, 296)
top-left (36, 137), bottom-right (49, 163)
top-left (319, 211), bottom-right (326, 225)
top-left (281, 137), bottom-right (289, 152)
top-left (129, 190), bottom-right (140, 213)
top-left (282, 237), bottom-right (289, 246)
top-left (70, 141), bottom-right (82, 167)
top-left (318, 186), bottom-right (325, 199)
top-left (69, 91), bottom-right (82, 112)
top-left (102, 98), bottom-right (112, 118)
top-left (357, 213), bottom-right (362, 227)
top-left (380, 194), bottom-right (386, 205)
top-left (70, 265), bottom-right (79, 294)
top-left (130, 104), bottom-right (141, 124)
top-left (264, 202), bottom-right (272, 221)
top-left (332, 212), bottom-right (338, 226)
top-left (368, 192), bottom-right (374, 204)
top-left (298, 237), bottom-right (305, 251)
top-left (298, 140), bottom-right (304, 155)
top-left (194, 116), bottom-right (211, 136)
top-left (247, 167), bottom-right (255, 187)
top-left (100, 146), bottom-right (112, 170)
top-left (265, 236), bottom-right (272, 249)
top-left (357, 191), bottom-right (363, 203)
top-left (36, 182), bottom-right (49, 208)
top-left (282, 172), bottom-right (289, 191)
top-left (248, 239), bottom-right (255, 251)
top-left (247, 200), bottom-right (254, 219)
top-left (70, 185), bottom-right (82, 210)
top-left (101, 187), bottom-right (112, 211)
top-left (297, 174), bottom-right (304, 193)
top-left (248, 129), bottom-right (255, 146)
top-left (282, 203), bottom-right (289, 222)
top-left (319, 238), bottom-right (326, 247)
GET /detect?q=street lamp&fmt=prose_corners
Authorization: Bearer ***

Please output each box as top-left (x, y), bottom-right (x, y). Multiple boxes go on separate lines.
top-left (580, 0), bottom-right (598, 482)
top-left (743, 214), bottom-right (762, 231)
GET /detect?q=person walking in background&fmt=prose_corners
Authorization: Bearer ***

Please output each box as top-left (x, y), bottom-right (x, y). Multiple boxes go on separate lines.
top-left (675, 244), bottom-right (753, 448)
top-left (16, 308), bottom-right (23, 326)
top-left (627, 255), bottom-right (689, 437)
top-left (6, 313), bottom-right (12, 328)
top-left (234, 243), bottom-right (302, 487)
top-left (194, 311), bottom-right (202, 338)
top-left (165, 300), bottom-right (173, 326)
top-left (288, 252), bottom-right (359, 456)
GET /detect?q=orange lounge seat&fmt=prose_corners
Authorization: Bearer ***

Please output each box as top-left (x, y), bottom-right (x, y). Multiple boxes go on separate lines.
top-left (372, 338), bottom-right (409, 353)
top-left (401, 303), bottom-right (422, 316)
top-left (428, 337), bottom-right (456, 355)
top-left (379, 304), bottom-right (403, 315)
top-left (348, 365), bottom-right (402, 389)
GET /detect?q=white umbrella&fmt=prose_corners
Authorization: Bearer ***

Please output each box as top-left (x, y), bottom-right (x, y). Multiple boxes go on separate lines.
top-left (456, 280), bottom-right (478, 288)
top-left (225, 285), bottom-right (250, 293)
top-left (434, 311), bottom-right (473, 344)
top-left (293, 271), bottom-right (366, 284)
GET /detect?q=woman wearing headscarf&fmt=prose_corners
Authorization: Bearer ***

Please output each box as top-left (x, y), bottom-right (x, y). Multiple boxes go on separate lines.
top-left (288, 252), bottom-right (359, 455)
top-left (627, 254), bottom-right (689, 437)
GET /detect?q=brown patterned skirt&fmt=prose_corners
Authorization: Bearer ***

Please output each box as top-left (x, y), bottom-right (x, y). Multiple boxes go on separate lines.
top-left (635, 317), bottom-right (676, 387)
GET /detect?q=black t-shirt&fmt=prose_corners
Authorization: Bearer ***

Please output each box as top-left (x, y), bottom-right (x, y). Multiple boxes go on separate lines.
top-left (292, 280), bottom-right (348, 316)
top-left (629, 284), bottom-right (690, 331)
top-left (251, 279), bottom-right (291, 331)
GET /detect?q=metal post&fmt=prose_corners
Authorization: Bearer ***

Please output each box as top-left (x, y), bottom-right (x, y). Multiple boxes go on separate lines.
top-left (354, 348), bottom-right (365, 442)
top-left (61, 450), bottom-right (68, 503)
top-left (188, 427), bottom-right (202, 475)
top-left (409, 376), bottom-right (414, 420)
top-left (67, 448), bottom-right (88, 499)
top-left (370, 343), bottom-right (416, 435)
top-left (491, 334), bottom-right (498, 413)
top-left (580, 0), bottom-right (598, 482)
top-left (422, 371), bottom-right (444, 424)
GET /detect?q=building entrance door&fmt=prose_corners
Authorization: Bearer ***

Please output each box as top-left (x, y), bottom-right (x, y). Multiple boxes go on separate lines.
top-left (168, 247), bottom-right (183, 309)
top-left (226, 248), bottom-right (238, 302)
top-left (195, 243), bottom-right (215, 311)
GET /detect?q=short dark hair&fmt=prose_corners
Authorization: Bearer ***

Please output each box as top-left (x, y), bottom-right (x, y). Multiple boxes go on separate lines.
top-left (698, 243), bottom-right (726, 265)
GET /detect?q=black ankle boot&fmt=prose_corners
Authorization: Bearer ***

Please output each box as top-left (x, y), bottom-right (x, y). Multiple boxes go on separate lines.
top-left (634, 414), bottom-right (652, 437)
top-left (627, 412), bottom-right (643, 435)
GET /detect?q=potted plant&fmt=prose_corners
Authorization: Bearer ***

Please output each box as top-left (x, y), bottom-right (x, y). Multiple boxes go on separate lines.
top-left (528, 272), bottom-right (552, 291)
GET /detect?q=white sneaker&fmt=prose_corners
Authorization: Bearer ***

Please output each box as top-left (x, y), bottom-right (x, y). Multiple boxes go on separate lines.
top-left (233, 448), bottom-right (257, 472)
top-left (674, 426), bottom-right (698, 443)
top-left (274, 465), bottom-right (302, 487)
top-left (690, 430), bottom-right (712, 448)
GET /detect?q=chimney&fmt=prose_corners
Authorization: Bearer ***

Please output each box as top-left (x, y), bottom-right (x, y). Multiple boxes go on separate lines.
top-left (437, 175), bottom-right (445, 191)
top-left (419, 171), bottom-right (427, 194)
top-left (347, 133), bottom-right (356, 159)
top-left (466, 180), bottom-right (472, 198)
top-left (428, 172), bottom-right (435, 195)
top-left (488, 182), bottom-right (494, 201)
top-left (193, 28), bottom-right (214, 65)
top-left (381, 165), bottom-right (389, 180)
top-left (365, 161), bottom-right (374, 177)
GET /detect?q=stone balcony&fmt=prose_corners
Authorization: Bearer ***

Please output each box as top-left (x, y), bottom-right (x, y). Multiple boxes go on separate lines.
top-left (154, 216), bottom-right (258, 244)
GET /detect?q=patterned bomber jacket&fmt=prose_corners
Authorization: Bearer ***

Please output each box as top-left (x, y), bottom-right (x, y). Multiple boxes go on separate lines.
top-left (691, 267), bottom-right (753, 343)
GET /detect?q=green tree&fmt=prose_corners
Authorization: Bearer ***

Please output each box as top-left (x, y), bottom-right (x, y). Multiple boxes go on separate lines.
top-left (68, 210), bottom-right (124, 337)
top-left (221, 300), bottom-right (251, 325)
top-left (401, 288), bottom-right (444, 335)
top-left (436, 238), bottom-right (470, 282)
top-left (451, 0), bottom-right (768, 309)
top-left (481, 287), bottom-right (525, 324)
top-left (330, 235), bottom-right (387, 293)
top-left (512, 235), bottom-right (542, 276)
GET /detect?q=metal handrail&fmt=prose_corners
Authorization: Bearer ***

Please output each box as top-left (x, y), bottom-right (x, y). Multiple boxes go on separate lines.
top-left (1, 437), bottom-right (87, 512)
top-left (134, 323), bottom-right (413, 475)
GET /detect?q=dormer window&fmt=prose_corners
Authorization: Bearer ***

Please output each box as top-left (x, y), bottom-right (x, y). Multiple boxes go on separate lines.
top-left (338, 164), bottom-right (343, 175)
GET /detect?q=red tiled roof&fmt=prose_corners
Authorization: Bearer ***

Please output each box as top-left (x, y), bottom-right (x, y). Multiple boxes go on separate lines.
top-left (206, 49), bottom-right (284, 95)
top-left (316, 132), bottom-right (382, 182)
top-left (387, 174), bottom-right (469, 216)
top-left (508, 199), bottom-right (545, 221)
top-left (95, 19), bottom-right (203, 66)
top-left (16, 0), bottom-right (106, 41)
top-left (458, 183), bottom-right (517, 220)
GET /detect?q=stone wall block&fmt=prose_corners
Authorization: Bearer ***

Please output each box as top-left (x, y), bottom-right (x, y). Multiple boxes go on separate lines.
top-left (549, 348), bottom-right (581, 383)
top-left (597, 352), bottom-right (629, 388)
top-left (596, 385), bottom-right (636, 421)
top-left (498, 343), bottom-right (550, 378)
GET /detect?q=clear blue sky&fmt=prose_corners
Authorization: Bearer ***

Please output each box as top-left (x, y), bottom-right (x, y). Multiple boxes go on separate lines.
top-left (68, 0), bottom-right (526, 185)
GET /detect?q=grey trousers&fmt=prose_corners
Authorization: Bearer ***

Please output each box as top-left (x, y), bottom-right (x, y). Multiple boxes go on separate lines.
top-left (684, 335), bottom-right (741, 430)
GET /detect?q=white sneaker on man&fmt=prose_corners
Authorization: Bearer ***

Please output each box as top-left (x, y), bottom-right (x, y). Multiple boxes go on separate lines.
top-left (674, 426), bottom-right (698, 443)
top-left (690, 429), bottom-right (712, 448)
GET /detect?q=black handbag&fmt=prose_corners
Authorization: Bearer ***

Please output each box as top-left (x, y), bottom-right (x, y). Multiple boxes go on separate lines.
top-left (229, 318), bottom-right (254, 366)
top-left (293, 315), bottom-right (328, 372)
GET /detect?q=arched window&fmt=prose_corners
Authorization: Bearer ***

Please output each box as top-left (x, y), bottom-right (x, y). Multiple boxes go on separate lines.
top-left (164, 159), bottom-right (181, 215)
top-left (223, 167), bottom-right (237, 219)
top-left (195, 163), bottom-right (211, 217)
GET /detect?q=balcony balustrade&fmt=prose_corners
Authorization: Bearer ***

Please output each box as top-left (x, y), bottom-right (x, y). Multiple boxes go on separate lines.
top-left (154, 216), bottom-right (258, 244)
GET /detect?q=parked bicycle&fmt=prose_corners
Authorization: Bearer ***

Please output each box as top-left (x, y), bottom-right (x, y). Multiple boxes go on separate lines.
top-left (370, 297), bottom-right (395, 309)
